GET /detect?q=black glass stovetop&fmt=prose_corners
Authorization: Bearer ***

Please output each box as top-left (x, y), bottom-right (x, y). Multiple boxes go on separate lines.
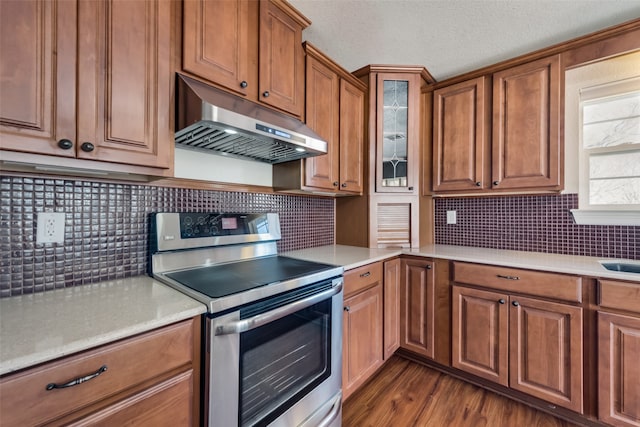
top-left (165, 256), bottom-right (336, 298)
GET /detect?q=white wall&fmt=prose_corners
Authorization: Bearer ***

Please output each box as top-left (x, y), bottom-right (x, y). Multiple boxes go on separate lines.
top-left (173, 147), bottom-right (273, 186)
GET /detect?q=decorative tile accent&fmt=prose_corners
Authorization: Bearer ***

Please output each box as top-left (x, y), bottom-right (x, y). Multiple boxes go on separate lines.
top-left (435, 194), bottom-right (639, 260)
top-left (0, 176), bottom-right (335, 297)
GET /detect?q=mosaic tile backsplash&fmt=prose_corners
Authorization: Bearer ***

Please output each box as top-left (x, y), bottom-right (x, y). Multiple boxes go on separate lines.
top-left (0, 175), bottom-right (335, 297)
top-left (435, 193), bottom-right (639, 260)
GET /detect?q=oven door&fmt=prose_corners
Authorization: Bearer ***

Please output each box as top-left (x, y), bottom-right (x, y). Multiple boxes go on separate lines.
top-left (206, 277), bottom-right (343, 427)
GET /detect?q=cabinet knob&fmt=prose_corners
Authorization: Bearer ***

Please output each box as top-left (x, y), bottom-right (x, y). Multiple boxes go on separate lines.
top-left (57, 139), bottom-right (73, 150)
top-left (512, 301), bottom-right (520, 307)
top-left (475, 181), bottom-right (481, 187)
top-left (498, 299), bottom-right (506, 304)
top-left (262, 91), bottom-right (270, 98)
top-left (426, 265), bottom-right (432, 270)
top-left (333, 182), bottom-right (339, 187)
top-left (240, 80), bottom-right (248, 88)
top-left (493, 181), bottom-right (499, 186)
top-left (408, 186), bottom-right (414, 191)
top-left (341, 183), bottom-right (347, 188)
top-left (80, 142), bottom-right (95, 152)
top-left (343, 306), bottom-right (350, 312)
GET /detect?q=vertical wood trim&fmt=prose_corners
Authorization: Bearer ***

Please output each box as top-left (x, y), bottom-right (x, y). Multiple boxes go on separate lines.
top-left (383, 258), bottom-right (401, 359)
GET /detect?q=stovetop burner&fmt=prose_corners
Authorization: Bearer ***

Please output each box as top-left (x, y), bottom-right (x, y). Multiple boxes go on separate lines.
top-left (149, 212), bottom-right (344, 314)
top-left (165, 256), bottom-right (337, 298)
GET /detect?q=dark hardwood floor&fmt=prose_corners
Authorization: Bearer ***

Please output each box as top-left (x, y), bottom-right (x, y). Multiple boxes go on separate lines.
top-left (342, 356), bottom-right (581, 427)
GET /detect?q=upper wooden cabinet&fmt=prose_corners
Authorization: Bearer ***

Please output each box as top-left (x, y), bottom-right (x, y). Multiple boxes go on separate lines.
top-left (432, 77), bottom-right (490, 192)
top-left (181, 0), bottom-right (308, 119)
top-left (0, 0), bottom-right (173, 173)
top-left (492, 55), bottom-right (562, 189)
top-left (431, 54), bottom-right (562, 193)
top-left (273, 43), bottom-right (366, 195)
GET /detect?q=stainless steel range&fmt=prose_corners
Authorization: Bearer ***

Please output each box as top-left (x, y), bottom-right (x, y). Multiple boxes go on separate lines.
top-left (149, 212), bottom-right (343, 427)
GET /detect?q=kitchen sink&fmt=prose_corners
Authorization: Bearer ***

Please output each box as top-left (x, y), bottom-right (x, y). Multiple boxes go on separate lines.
top-left (600, 261), bottom-right (640, 274)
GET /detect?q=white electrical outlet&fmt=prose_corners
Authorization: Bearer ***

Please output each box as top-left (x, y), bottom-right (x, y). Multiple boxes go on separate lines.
top-left (36, 212), bottom-right (66, 244)
top-left (446, 210), bottom-right (457, 225)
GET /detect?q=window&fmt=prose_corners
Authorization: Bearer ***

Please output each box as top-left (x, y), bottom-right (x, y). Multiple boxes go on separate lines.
top-left (579, 77), bottom-right (640, 210)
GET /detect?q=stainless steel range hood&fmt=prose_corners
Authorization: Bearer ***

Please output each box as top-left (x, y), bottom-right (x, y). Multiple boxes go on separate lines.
top-left (176, 74), bottom-right (327, 164)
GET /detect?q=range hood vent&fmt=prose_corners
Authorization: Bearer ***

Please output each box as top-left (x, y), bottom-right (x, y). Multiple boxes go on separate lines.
top-left (176, 74), bottom-right (327, 164)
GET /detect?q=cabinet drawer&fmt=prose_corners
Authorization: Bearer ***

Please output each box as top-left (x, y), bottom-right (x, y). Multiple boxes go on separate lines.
top-left (453, 262), bottom-right (582, 303)
top-left (599, 279), bottom-right (640, 314)
top-left (0, 320), bottom-right (194, 427)
top-left (344, 262), bottom-right (383, 297)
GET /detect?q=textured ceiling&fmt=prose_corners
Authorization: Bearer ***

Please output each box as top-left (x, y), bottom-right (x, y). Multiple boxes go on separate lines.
top-left (288, 0), bottom-right (640, 82)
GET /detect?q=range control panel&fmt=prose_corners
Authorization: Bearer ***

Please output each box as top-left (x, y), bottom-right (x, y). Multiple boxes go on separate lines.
top-left (178, 213), bottom-right (270, 239)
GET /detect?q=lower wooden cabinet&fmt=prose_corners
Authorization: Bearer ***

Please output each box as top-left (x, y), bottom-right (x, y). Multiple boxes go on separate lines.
top-left (452, 283), bottom-right (584, 413)
top-left (0, 318), bottom-right (200, 427)
top-left (383, 258), bottom-right (401, 359)
top-left (597, 278), bottom-right (640, 427)
top-left (597, 311), bottom-right (640, 427)
top-left (342, 262), bottom-right (384, 400)
top-left (400, 258), bottom-right (435, 359)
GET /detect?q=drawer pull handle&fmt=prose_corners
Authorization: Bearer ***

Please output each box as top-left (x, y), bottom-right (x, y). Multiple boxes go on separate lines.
top-left (359, 272), bottom-right (371, 278)
top-left (497, 274), bottom-right (519, 281)
top-left (46, 365), bottom-right (107, 391)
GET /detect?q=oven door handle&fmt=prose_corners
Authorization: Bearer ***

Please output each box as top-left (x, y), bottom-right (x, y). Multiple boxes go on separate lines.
top-left (215, 281), bottom-right (343, 336)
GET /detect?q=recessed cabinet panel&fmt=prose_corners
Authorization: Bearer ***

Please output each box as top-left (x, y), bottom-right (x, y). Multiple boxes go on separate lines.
top-left (259, 1), bottom-right (305, 117)
top-left (433, 77), bottom-right (489, 191)
top-left (509, 295), bottom-right (583, 413)
top-left (304, 55), bottom-right (340, 190)
top-left (0, 0), bottom-right (77, 157)
top-left (598, 311), bottom-right (640, 427)
top-left (76, 0), bottom-right (172, 168)
top-left (182, 0), bottom-right (250, 96)
top-left (452, 286), bottom-right (508, 386)
top-left (339, 79), bottom-right (365, 193)
top-left (383, 258), bottom-right (401, 359)
top-left (492, 55), bottom-right (561, 189)
top-left (342, 284), bottom-right (383, 400)
top-left (400, 258), bottom-right (435, 359)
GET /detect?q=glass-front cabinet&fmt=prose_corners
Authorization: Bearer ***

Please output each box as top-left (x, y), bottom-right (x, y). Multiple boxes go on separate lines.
top-left (375, 73), bottom-right (421, 193)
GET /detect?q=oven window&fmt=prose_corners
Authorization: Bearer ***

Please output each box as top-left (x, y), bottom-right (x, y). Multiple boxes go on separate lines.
top-left (239, 299), bottom-right (331, 427)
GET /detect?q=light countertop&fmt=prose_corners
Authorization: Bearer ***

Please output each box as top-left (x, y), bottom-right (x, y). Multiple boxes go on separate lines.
top-left (0, 276), bottom-right (206, 376)
top-left (284, 244), bottom-right (640, 282)
top-left (2, 244), bottom-right (637, 377)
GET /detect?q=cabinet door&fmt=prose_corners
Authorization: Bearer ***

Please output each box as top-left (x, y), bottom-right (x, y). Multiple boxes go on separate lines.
top-left (342, 284), bottom-right (383, 400)
top-left (598, 311), bottom-right (640, 427)
top-left (492, 55), bottom-right (562, 189)
top-left (400, 258), bottom-right (435, 358)
top-left (375, 73), bottom-right (421, 193)
top-left (67, 371), bottom-right (194, 427)
top-left (383, 258), bottom-right (401, 359)
top-left (76, 0), bottom-right (172, 168)
top-left (452, 286), bottom-right (509, 386)
top-left (339, 78), bottom-right (365, 193)
top-left (304, 54), bottom-right (340, 191)
top-left (259, 0), bottom-right (305, 118)
top-left (433, 77), bottom-right (490, 191)
top-left (182, 0), bottom-right (251, 96)
top-left (509, 295), bottom-right (583, 413)
top-left (0, 0), bottom-right (77, 157)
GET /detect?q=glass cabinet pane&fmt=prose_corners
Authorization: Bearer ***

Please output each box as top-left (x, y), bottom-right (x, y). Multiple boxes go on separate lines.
top-left (382, 80), bottom-right (409, 187)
